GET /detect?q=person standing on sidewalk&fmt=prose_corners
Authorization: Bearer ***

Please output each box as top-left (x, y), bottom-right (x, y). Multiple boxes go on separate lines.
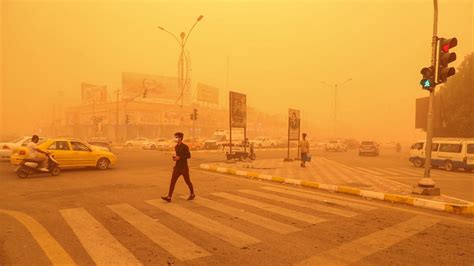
top-left (161, 132), bottom-right (195, 202)
top-left (299, 133), bottom-right (310, 168)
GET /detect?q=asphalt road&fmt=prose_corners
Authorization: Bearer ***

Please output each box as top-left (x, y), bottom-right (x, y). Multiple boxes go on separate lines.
top-left (0, 148), bottom-right (473, 265)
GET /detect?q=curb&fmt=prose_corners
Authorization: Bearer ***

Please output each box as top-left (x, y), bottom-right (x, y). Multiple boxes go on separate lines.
top-left (200, 164), bottom-right (474, 215)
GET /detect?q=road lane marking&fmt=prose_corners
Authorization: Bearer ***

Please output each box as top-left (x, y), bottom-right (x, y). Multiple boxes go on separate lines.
top-left (192, 169), bottom-right (474, 225)
top-left (295, 216), bottom-right (440, 266)
top-left (260, 186), bottom-right (376, 211)
top-left (371, 168), bottom-right (402, 176)
top-left (0, 209), bottom-right (76, 265)
top-left (60, 208), bottom-right (141, 266)
top-left (180, 196), bottom-right (300, 234)
top-left (387, 168), bottom-right (421, 176)
top-left (239, 189), bottom-right (359, 218)
top-left (354, 167), bottom-right (383, 175)
top-left (107, 203), bottom-right (211, 261)
top-left (212, 192), bottom-right (325, 224)
top-left (146, 200), bottom-right (260, 247)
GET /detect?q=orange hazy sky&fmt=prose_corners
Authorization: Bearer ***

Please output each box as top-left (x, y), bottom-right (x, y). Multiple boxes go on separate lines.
top-left (1, 0), bottom-right (473, 141)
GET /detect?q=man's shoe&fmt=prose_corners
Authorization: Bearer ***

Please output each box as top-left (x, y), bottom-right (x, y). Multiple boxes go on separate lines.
top-left (187, 194), bottom-right (195, 200)
top-left (161, 196), bottom-right (171, 202)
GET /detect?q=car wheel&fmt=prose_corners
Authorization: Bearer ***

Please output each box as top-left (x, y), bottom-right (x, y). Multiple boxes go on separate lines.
top-left (258, 144), bottom-right (262, 148)
top-left (413, 157), bottom-right (423, 167)
top-left (126, 143), bottom-right (133, 148)
top-left (97, 158), bottom-right (110, 170)
top-left (50, 166), bottom-right (61, 176)
top-left (444, 160), bottom-right (455, 172)
top-left (151, 145), bottom-right (156, 150)
top-left (358, 152), bottom-right (362, 156)
top-left (17, 167), bottom-right (29, 178)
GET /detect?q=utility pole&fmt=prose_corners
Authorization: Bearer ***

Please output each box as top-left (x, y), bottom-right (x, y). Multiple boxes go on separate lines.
top-left (321, 78), bottom-right (352, 138)
top-left (115, 89), bottom-right (120, 143)
top-left (157, 15), bottom-right (203, 128)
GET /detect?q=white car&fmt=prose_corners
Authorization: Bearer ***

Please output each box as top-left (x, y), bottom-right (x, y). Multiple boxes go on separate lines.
top-left (250, 137), bottom-right (277, 148)
top-left (125, 137), bottom-right (150, 148)
top-left (0, 136), bottom-right (47, 160)
top-left (326, 140), bottom-right (347, 152)
top-left (142, 138), bottom-right (171, 150)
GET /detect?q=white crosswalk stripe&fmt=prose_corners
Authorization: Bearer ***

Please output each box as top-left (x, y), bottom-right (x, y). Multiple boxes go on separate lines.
top-left (60, 208), bottom-right (142, 266)
top-left (238, 189), bottom-right (359, 217)
top-left (107, 203), bottom-right (211, 261)
top-left (354, 167), bottom-right (382, 175)
top-left (371, 168), bottom-right (402, 176)
top-left (182, 195), bottom-right (300, 234)
top-left (295, 216), bottom-right (440, 265)
top-left (146, 199), bottom-right (260, 247)
top-left (212, 192), bottom-right (326, 224)
top-left (260, 186), bottom-right (377, 211)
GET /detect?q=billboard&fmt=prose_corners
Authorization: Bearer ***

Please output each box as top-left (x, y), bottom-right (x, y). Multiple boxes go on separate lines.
top-left (196, 83), bottom-right (219, 104)
top-left (122, 72), bottom-right (190, 103)
top-left (163, 111), bottom-right (180, 126)
top-left (230, 92), bottom-right (246, 128)
top-left (288, 109), bottom-right (300, 140)
top-left (81, 83), bottom-right (107, 104)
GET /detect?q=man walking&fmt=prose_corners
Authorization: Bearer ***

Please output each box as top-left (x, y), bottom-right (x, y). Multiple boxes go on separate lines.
top-left (299, 133), bottom-right (310, 168)
top-left (161, 132), bottom-right (195, 202)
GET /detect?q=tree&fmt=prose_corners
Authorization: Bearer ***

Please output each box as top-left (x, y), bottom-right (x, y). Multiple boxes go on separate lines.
top-left (437, 52), bottom-right (474, 137)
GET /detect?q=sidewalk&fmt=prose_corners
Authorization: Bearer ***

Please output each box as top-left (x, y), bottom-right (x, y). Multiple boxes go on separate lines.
top-left (200, 157), bottom-right (473, 215)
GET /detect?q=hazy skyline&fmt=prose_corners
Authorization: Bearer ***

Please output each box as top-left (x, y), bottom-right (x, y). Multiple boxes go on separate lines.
top-left (1, 0), bottom-right (473, 141)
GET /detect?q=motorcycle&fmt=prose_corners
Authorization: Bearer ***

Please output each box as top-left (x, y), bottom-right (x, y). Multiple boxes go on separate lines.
top-left (16, 153), bottom-right (61, 178)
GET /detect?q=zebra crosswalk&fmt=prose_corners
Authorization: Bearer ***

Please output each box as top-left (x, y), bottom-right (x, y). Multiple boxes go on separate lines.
top-left (32, 185), bottom-right (447, 265)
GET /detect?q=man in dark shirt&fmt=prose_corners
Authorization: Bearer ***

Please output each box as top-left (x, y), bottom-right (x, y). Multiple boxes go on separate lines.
top-left (161, 132), bottom-right (195, 202)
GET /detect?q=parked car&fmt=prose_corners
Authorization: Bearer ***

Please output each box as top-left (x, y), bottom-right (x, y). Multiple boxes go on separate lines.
top-left (250, 137), bottom-right (277, 148)
top-left (359, 141), bottom-right (380, 156)
top-left (326, 140), bottom-right (347, 152)
top-left (125, 137), bottom-right (150, 148)
top-left (409, 138), bottom-right (474, 172)
top-left (11, 138), bottom-right (117, 170)
top-left (0, 136), bottom-right (47, 160)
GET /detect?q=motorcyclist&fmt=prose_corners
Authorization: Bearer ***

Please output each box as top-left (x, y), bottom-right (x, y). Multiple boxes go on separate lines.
top-left (26, 135), bottom-right (49, 171)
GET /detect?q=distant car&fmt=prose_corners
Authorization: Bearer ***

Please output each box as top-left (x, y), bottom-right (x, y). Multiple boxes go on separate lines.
top-left (0, 136), bottom-right (47, 160)
top-left (142, 138), bottom-right (168, 150)
top-left (326, 140), bottom-right (347, 152)
top-left (359, 141), bottom-right (380, 156)
top-left (125, 137), bottom-right (150, 148)
top-left (11, 138), bottom-right (117, 170)
top-left (184, 138), bottom-right (204, 150)
top-left (250, 137), bottom-right (277, 148)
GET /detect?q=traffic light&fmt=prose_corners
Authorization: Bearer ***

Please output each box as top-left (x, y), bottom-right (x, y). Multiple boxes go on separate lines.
top-left (420, 66), bottom-right (435, 91)
top-left (125, 114), bottom-right (129, 124)
top-left (190, 114), bottom-right (194, 120)
top-left (143, 88), bottom-right (148, 98)
top-left (437, 37), bottom-right (457, 83)
top-left (193, 108), bottom-right (198, 120)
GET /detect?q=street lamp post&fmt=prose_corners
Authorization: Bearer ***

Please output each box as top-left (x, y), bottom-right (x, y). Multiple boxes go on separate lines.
top-left (321, 78), bottom-right (352, 138)
top-left (157, 15), bottom-right (203, 127)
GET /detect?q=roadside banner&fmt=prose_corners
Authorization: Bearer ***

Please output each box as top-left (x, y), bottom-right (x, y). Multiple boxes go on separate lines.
top-left (196, 83), bottom-right (219, 104)
top-left (81, 83), bottom-right (107, 104)
top-left (288, 109), bottom-right (300, 140)
top-left (229, 92), bottom-right (246, 128)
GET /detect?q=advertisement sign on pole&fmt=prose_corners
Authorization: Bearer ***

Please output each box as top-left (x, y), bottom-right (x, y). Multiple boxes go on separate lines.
top-left (229, 92), bottom-right (247, 156)
top-left (230, 92), bottom-right (246, 128)
top-left (81, 83), bottom-right (107, 104)
top-left (288, 109), bottom-right (300, 140)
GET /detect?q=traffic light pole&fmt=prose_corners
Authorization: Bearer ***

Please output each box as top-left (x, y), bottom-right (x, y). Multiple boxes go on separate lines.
top-left (414, 0), bottom-right (440, 196)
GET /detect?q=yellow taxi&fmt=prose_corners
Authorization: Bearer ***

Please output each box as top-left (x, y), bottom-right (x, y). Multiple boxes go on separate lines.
top-left (10, 138), bottom-right (117, 170)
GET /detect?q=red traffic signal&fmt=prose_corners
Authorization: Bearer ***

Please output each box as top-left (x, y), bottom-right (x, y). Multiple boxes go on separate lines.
top-left (437, 37), bottom-right (457, 83)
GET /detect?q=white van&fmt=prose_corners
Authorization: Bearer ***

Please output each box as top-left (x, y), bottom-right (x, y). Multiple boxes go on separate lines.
top-left (409, 138), bottom-right (474, 172)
